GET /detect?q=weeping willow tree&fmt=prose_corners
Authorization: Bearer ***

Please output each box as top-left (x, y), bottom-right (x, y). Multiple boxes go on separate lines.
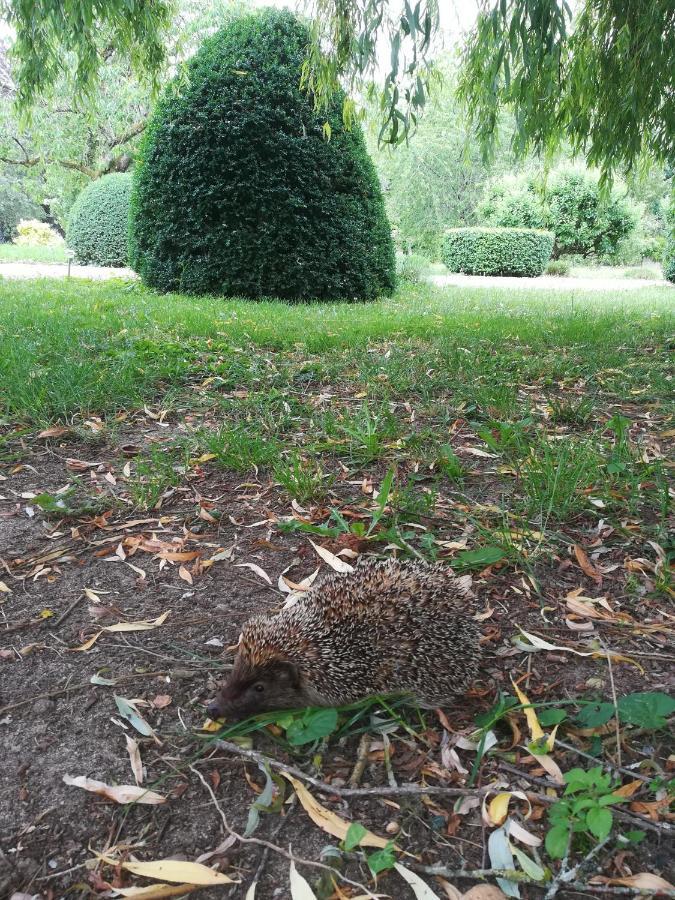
top-left (2, 0), bottom-right (673, 177)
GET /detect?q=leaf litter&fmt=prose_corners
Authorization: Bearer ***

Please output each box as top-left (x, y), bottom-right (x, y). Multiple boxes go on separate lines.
top-left (1, 341), bottom-right (673, 900)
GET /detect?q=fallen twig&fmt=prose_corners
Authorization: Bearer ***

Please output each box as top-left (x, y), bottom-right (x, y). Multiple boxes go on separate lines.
top-left (189, 763), bottom-right (378, 898)
top-left (213, 738), bottom-right (516, 800)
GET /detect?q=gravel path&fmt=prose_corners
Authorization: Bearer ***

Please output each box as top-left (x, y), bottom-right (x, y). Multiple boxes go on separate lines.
top-left (429, 272), bottom-right (671, 291)
top-left (1, 261), bottom-right (671, 292)
top-left (0, 262), bottom-right (137, 280)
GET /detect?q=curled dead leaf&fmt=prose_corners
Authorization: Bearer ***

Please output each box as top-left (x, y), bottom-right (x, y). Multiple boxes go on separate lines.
top-left (63, 775), bottom-right (165, 804)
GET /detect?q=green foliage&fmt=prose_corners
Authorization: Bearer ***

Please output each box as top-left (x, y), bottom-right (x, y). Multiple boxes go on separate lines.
top-left (458, 1), bottom-right (674, 181)
top-left (130, 9), bottom-right (395, 301)
top-left (67, 174), bottom-right (132, 266)
top-left (4, 0), bottom-right (172, 109)
top-left (546, 259), bottom-right (570, 276)
top-left (664, 188), bottom-right (675, 284)
top-left (575, 692), bottom-right (675, 730)
top-left (366, 842), bottom-right (397, 875)
top-left (14, 218), bottom-right (63, 246)
top-left (396, 252), bottom-right (430, 284)
top-left (442, 227), bottom-right (554, 276)
top-left (0, 178), bottom-right (42, 240)
top-left (479, 168), bottom-right (639, 260)
top-left (284, 707), bottom-right (339, 746)
top-left (546, 767), bottom-right (625, 859)
top-left (369, 61), bottom-right (507, 257)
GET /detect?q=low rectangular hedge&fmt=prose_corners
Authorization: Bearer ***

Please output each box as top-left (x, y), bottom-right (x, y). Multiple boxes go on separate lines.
top-left (442, 227), bottom-right (555, 277)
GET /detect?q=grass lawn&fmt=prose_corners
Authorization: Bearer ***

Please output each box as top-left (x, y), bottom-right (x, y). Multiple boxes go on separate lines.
top-left (0, 277), bottom-right (673, 897)
top-left (0, 242), bottom-right (69, 264)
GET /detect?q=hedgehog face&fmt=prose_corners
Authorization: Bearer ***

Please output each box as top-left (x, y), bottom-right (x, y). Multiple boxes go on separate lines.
top-left (207, 657), bottom-right (309, 720)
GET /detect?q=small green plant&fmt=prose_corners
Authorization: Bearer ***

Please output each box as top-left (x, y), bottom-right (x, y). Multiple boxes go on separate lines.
top-left (436, 443), bottom-right (464, 480)
top-left (476, 418), bottom-right (533, 457)
top-left (275, 707), bottom-right (339, 746)
top-left (622, 266), bottom-right (660, 280)
top-left (605, 414), bottom-right (632, 476)
top-left (546, 259), bottom-right (571, 276)
top-left (396, 252), bottom-right (430, 284)
top-left (519, 434), bottom-right (601, 523)
top-left (546, 767), bottom-right (625, 859)
top-left (575, 691), bottom-right (675, 730)
top-left (274, 453), bottom-right (332, 503)
top-left (366, 841), bottom-right (397, 875)
top-left (336, 403), bottom-right (398, 462)
top-left (128, 447), bottom-right (187, 510)
top-left (548, 395), bottom-right (594, 426)
top-left (202, 424), bottom-right (279, 472)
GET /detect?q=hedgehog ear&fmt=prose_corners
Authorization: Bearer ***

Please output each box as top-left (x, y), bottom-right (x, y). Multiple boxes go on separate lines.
top-left (275, 660), bottom-right (301, 687)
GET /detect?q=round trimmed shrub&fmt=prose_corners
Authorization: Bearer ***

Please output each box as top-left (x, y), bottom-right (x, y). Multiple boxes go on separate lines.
top-left (67, 174), bottom-right (132, 266)
top-left (442, 227), bottom-right (554, 277)
top-left (129, 8), bottom-right (395, 300)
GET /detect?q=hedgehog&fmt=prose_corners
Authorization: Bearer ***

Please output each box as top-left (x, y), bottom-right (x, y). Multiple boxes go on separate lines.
top-left (207, 557), bottom-right (481, 719)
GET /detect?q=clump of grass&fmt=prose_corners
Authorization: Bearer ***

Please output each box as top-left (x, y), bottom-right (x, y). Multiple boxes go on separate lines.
top-left (326, 402), bottom-right (399, 462)
top-left (202, 424), bottom-right (279, 472)
top-left (548, 395), bottom-right (595, 426)
top-left (128, 446), bottom-right (188, 510)
top-left (519, 434), bottom-right (602, 524)
top-left (435, 443), bottom-right (464, 481)
top-left (274, 453), bottom-right (333, 504)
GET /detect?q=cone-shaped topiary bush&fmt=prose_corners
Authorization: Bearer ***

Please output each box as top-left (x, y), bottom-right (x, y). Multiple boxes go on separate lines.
top-left (67, 174), bottom-right (132, 266)
top-left (129, 8), bottom-right (395, 300)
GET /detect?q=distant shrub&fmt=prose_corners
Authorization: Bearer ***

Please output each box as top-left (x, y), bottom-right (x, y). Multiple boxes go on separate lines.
top-left (546, 259), bottom-right (571, 276)
top-left (621, 267), bottom-right (661, 280)
top-left (130, 9), bottom-right (395, 300)
top-left (396, 252), bottom-right (430, 284)
top-left (67, 174), bottom-right (132, 266)
top-left (0, 181), bottom-right (43, 242)
top-left (442, 227), bottom-right (554, 277)
top-left (664, 190), bottom-right (675, 284)
top-left (14, 219), bottom-right (64, 247)
top-left (479, 167), bottom-right (638, 260)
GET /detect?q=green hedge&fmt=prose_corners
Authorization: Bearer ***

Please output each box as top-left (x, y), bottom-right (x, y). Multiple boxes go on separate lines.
top-left (130, 9), bottom-right (395, 301)
top-left (664, 187), bottom-right (675, 284)
top-left (442, 227), bottom-right (554, 277)
top-left (67, 174), bottom-right (132, 266)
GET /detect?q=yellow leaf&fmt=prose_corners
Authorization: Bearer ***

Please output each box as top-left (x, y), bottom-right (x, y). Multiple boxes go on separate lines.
top-left (201, 718), bottom-right (223, 732)
top-left (282, 773), bottom-right (390, 848)
top-left (511, 679), bottom-right (544, 741)
top-left (95, 852), bottom-right (237, 885)
top-left (487, 792), bottom-right (512, 826)
top-left (115, 884), bottom-right (199, 898)
top-left (39, 608), bottom-right (54, 619)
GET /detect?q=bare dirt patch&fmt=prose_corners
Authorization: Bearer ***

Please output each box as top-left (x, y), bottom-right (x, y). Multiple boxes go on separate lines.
top-left (0, 421), bottom-right (672, 900)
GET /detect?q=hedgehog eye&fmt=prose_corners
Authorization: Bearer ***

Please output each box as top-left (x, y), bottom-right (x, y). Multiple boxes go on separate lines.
top-left (253, 683), bottom-right (265, 693)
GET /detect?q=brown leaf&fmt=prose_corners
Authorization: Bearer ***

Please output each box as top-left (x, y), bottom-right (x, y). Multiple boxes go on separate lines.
top-left (178, 565), bottom-right (193, 584)
top-left (152, 694), bottom-right (172, 709)
top-left (63, 775), bottom-right (165, 804)
top-left (589, 874), bottom-right (674, 891)
top-left (573, 545), bottom-right (602, 583)
top-left (37, 426), bottom-right (70, 439)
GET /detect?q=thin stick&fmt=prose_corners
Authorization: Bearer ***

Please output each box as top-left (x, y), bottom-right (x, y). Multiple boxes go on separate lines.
top-left (188, 764), bottom-right (378, 898)
top-left (555, 739), bottom-right (650, 783)
top-left (600, 636), bottom-right (622, 767)
top-left (349, 732), bottom-right (371, 787)
top-left (214, 739), bottom-right (505, 799)
top-left (50, 592), bottom-right (85, 629)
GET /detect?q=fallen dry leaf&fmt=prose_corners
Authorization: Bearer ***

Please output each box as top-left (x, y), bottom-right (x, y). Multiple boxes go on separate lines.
top-left (113, 885), bottom-right (199, 898)
top-left (0, 580), bottom-right (12, 594)
top-left (282, 773), bottom-right (389, 848)
top-left (573, 545), bottom-right (602, 583)
top-left (308, 540), bottom-right (354, 573)
top-left (63, 775), bottom-right (165, 804)
top-left (178, 565), bottom-right (193, 585)
top-left (152, 694), bottom-right (172, 709)
top-left (95, 852), bottom-right (237, 885)
top-left (126, 735), bottom-right (143, 785)
top-left (72, 611), bottom-right (170, 651)
top-left (233, 562), bottom-right (272, 584)
top-left (461, 888), bottom-right (508, 900)
top-left (37, 426), bottom-right (70, 439)
top-left (589, 873), bottom-right (674, 891)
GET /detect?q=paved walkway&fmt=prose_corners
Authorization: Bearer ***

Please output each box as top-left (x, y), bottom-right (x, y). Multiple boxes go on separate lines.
top-left (0, 262), bottom-right (137, 280)
top-left (429, 272), bottom-right (671, 291)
